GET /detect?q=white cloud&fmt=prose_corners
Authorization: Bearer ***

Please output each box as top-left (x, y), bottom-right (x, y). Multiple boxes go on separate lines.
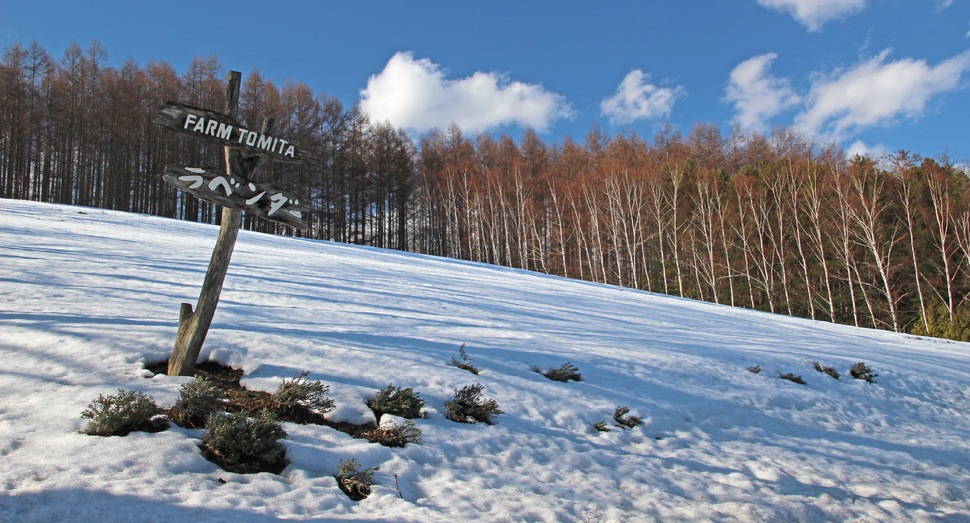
top-left (757, 0), bottom-right (867, 32)
top-left (599, 70), bottom-right (686, 125)
top-left (937, 0), bottom-right (955, 10)
top-left (795, 48), bottom-right (970, 141)
top-left (845, 140), bottom-right (896, 169)
top-left (724, 53), bottom-right (801, 132)
top-left (358, 52), bottom-right (572, 134)
top-left (845, 139), bottom-right (888, 159)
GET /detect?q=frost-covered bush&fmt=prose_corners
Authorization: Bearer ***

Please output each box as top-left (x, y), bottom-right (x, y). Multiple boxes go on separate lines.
top-left (593, 421), bottom-right (611, 432)
top-left (445, 384), bottom-right (503, 424)
top-left (449, 344), bottom-right (480, 375)
top-left (813, 362), bottom-right (841, 380)
top-left (850, 362), bottom-right (878, 383)
top-left (361, 419), bottom-right (422, 448)
top-left (612, 406), bottom-right (643, 429)
top-left (170, 377), bottom-right (223, 428)
top-left (335, 458), bottom-right (379, 501)
top-left (748, 365), bottom-right (764, 374)
top-left (534, 362), bottom-right (582, 382)
top-left (369, 383), bottom-right (426, 419)
top-left (272, 371), bottom-right (335, 416)
top-left (81, 388), bottom-right (165, 436)
top-left (201, 410), bottom-right (287, 473)
top-left (780, 373), bottom-right (807, 385)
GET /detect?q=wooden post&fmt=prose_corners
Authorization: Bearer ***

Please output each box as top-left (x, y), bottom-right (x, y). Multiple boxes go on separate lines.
top-left (168, 71), bottom-right (247, 376)
top-left (156, 68), bottom-right (307, 376)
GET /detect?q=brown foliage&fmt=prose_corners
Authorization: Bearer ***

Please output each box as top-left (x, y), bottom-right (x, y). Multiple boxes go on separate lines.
top-left (4, 40), bottom-right (969, 338)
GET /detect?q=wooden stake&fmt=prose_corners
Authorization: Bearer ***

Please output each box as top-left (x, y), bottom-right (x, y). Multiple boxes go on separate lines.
top-left (168, 71), bottom-right (247, 376)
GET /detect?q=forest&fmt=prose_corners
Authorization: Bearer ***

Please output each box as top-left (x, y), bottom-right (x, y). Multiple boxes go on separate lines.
top-left (2, 40), bottom-right (969, 339)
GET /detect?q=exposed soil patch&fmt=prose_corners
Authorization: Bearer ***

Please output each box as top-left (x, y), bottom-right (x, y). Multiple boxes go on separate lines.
top-left (336, 477), bottom-right (371, 501)
top-left (146, 359), bottom-right (377, 437)
top-left (200, 440), bottom-right (289, 475)
top-left (359, 422), bottom-right (418, 448)
top-left (89, 417), bottom-right (170, 437)
top-left (167, 408), bottom-right (206, 430)
top-left (146, 360), bottom-right (243, 388)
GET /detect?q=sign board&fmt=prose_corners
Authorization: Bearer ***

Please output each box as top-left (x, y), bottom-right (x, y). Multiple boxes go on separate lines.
top-left (154, 101), bottom-right (315, 164)
top-left (157, 70), bottom-right (315, 376)
top-left (164, 165), bottom-right (310, 230)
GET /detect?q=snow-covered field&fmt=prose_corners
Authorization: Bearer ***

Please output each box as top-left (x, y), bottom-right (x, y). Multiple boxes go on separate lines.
top-left (1, 198), bottom-right (969, 522)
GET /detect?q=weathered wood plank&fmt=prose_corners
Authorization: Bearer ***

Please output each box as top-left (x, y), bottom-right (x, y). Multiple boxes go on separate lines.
top-left (163, 165), bottom-right (310, 230)
top-left (154, 100), bottom-right (315, 164)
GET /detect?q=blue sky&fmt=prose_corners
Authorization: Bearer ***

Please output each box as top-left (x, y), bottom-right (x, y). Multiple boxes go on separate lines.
top-left (4, 0), bottom-right (969, 160)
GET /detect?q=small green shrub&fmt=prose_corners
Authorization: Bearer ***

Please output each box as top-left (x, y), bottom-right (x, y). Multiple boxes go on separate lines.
top-left (361, 419), bottom-right (422, 448)
top-left (272, 371), bottom-right (335, 417)
top-left (748, 365), bottom-right (764, 374)
top-left (813, 362), bottom-right (841, 380)
top-left (780, 373), bottom-right (807, 385)
top-left (911, 299), bottom-right (970, 342)
top-left (170, 377), bottom-right (223, 428)
top-left (445, 384), bottom-right (503, 424)
top-left (593, 421), bottom-right (611, 432)
top-left (449, 344), bottom-right (479, 375)
top-left (81, 388), bottom-right (165, 436)
top-left (369, 383), bottom-right (426, 419)
top-left (850, 362), bottom-right (878, 383)
top-left (201, 410), bottom-right (287, 474)
top-left (335, 458), bottom-right (379, 501)
top-left (613, 406), bottom-right (643, 429)
top-left (534, 362), bottom-right (582, 382)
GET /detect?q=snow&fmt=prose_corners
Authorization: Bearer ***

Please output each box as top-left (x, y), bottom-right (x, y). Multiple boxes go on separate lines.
top-left (2, 197), bottom-right (970, 522)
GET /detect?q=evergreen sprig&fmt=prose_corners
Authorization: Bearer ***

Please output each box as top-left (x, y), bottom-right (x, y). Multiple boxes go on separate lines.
top-left (370, 383), bottom-right (426, 419)
top-left (335, 458), bottom-right (379, 500)
top-left (445, 384), bottom-right (503, 424)
top-left (450, 344), bottom-right (480, 375)
top-left (613, 406), bottom-right (643, 429)
top-left (850, 362), bottom-right (878, 383)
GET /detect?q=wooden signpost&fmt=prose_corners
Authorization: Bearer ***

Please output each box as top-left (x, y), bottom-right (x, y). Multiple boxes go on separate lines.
top-left (156, 70), bottom-right (312, 376)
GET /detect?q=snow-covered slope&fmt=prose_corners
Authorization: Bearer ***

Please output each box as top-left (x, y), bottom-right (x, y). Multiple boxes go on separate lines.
top-left (2, 198), bottom-right (969, 522)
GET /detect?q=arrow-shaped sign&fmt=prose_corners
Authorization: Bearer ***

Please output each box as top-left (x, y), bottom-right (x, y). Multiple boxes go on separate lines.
top-left (154, 101), bottom-right (315, 164)
top-left (164, 165), bottom-right (310, 230)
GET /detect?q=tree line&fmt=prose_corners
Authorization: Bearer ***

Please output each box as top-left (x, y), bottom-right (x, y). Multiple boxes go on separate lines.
top-left (0, 40), bottom-right (415, 248)
top-left (3, 40), bottom-right (969, 339)
top-left (418, 122), bottom-right (969, 338)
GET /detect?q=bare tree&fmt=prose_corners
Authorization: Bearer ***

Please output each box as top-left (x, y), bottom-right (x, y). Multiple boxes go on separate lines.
top-left (844, 156), bottom-right (903, 332)
top-left (803, 161), bottom-right (837, 322)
